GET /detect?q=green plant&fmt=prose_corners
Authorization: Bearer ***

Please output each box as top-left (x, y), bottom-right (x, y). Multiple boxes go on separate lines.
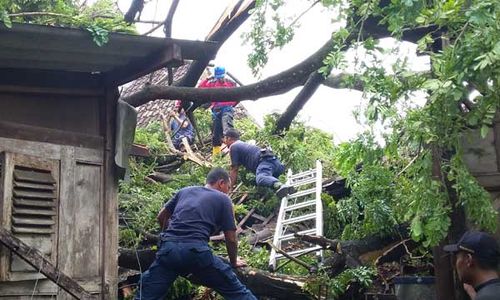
top-left (304, 267), bottom-right (376, 299)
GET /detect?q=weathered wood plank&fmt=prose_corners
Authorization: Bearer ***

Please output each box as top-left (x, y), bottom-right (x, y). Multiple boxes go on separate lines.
top-left (14, 180), bottom-right (55, 190)
top-left (11, 227), bottom-right (54, 234)
top-left (0, 121), bottom-right (104, 150)
top-left (12, 217), bottom-right (55, 226)
top-left (14, 168), bottom-right (55, 184)
top-left (13, 207), bottom-right (56, 216)
top-left (13, 198), bottom-right (55, 207)
top-left (0, 279), bottom-right (57, 296)
top-left (13, 189), bottom-right (55, 199)
top-left (0, 227), bottom-right (97, 299)
top-left (103, 88), bottom-right (119, 300)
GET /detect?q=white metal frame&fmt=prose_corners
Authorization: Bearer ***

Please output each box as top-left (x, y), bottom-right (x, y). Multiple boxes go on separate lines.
top-left (269, 160), bottom-right (324, 271)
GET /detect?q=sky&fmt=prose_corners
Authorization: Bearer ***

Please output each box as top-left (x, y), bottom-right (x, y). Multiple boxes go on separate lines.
top-left (117, 0), bottom-right (430, 143)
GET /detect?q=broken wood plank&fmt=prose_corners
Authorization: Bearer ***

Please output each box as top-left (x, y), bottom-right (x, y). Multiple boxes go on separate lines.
top-left (266, 241), bottom-right (313, 272)
top-left (0, 228), bottom-right (97, 299)
top-left (250, 213), bottom-right (266, 222)
top-left (181, 137), bottom-right (213, 167)
top-left (262, 212), bottom-right (276, 226)
top-left (237, 208), bottom-right (256, 228)
top-left (236, 193), bottom-right (248, 205)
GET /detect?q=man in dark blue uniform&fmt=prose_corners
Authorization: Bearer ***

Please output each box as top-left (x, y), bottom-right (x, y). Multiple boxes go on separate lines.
top-left (134, 168), bottom-right (256, 300)
top-left (444, 230), bottom-right (500, 300)
top-left (223, 129), bottom-right (295, 198)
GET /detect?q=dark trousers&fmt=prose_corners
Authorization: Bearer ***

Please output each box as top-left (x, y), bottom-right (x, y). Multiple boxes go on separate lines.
top-left (134, 241), bottom-right (256, 300)
top-left (212, 106), bottom-right (234, 147)
top-left (255, 157), bottom-right (285, 188)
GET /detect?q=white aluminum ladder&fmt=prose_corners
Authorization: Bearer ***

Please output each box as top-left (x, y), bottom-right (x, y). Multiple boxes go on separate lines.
top-left (269, 160), bottom-right (323, 271)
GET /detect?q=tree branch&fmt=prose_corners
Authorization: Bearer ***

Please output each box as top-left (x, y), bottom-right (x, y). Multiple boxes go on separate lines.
top-left (175, 0), bottom-right (256, 88)
top-left (124, 0), bottom-right (144, 23)
top-left (274, 70), bottom-right (325, 133)
top-left (123, 38), bottom-right (334, 107)
top-left (163, 0), bottom-right (180, 38)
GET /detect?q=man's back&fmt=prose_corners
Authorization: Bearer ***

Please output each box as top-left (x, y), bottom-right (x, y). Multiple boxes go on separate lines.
top-left (229, 141), bottom-right (261, 172)
top-left (199, 78), bottom-right (237, 107)
top-left (163, 186), bottom-right (235, 243)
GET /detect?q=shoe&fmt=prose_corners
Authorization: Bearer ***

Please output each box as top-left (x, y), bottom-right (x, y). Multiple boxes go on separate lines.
top-left (275, 184), bottom-right (297, 198)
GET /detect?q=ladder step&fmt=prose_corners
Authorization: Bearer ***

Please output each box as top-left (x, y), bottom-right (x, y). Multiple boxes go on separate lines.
top-left (289, 169), bottom-right (316, 181)
top-left (278, 228), bottom-right (317, 242)
top-left (275, 245), bottom-right (323, 259)
top-left (287, 188), bottom-right (316, 199)
top-left (281, 213), bottom-right (316, 225)
top-left (291, 177), bottom-right (317, 187)
top-left (284, 199), bottom-right (317, 212)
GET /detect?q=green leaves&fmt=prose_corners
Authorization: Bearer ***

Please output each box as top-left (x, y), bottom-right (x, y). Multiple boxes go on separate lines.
top-left (0, 9), bottom-right (11, 28)
top-left (304, 267), bottom-right (376, 299)
top-left (85, 24), bottom-right (109, 47)
top-left (448, 155), bottom-right (497, 232)
top-left (1, 0), bottom-right (135, 39)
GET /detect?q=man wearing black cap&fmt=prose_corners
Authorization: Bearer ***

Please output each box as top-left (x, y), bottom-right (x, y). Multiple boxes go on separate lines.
top-left (223, 128), bottom-right (296, 198)
top-left (444, 230), bottom-right (500, 300)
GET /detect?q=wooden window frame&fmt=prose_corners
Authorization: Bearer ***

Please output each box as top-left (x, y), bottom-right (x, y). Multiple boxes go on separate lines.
top-left (0, 152), bottom-right (59, 281)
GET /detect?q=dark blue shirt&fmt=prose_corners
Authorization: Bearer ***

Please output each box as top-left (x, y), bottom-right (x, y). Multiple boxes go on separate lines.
top-left (229, 141), bottom-right (261, 172)
top-left (163, 186), bottom-right (236, 243)
top-left (475, 278), bottom-right (500, 300)
top-left (170, 113), bottom-right (194, 140)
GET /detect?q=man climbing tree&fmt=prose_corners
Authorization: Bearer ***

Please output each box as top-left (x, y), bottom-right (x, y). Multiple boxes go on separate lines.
top-left (224, 129), bottom-right (296, 198)
top-left (198, 66), bottom-right (237, 156)
top-left (134, 168), bottom-right (256, 300)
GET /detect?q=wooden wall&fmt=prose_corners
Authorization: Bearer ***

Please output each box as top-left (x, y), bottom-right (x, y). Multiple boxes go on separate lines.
top-left (0, 76), bottom-right (118, 299)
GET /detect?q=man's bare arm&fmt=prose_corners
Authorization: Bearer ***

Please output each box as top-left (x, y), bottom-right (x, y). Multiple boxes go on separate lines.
top-left (223, 230), bottom-right (246, 268)
top-left (157, 207), bottom-right (172, 231)
top-left (230, 165), bottom-right (239, 188)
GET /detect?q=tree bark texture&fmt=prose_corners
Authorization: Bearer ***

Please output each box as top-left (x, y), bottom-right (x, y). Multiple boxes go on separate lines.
top-left (118, 248), bottom-right (309, 299)
top-left (274, 71), bottom-right (325, 133)
top-left (123, 39), bottom-right (335, 107)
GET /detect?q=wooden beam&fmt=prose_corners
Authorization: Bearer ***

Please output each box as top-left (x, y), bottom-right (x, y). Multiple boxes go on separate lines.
top-left (106, 43), bottom-right (183, 86)
top-left (0, 121), bottom-right (104, 149)
top-left (0, 228), bottom-right (97, 300)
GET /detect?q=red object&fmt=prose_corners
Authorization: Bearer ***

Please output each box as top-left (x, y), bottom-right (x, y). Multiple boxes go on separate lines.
top-left (198, 78), bottom-right (237, 108)
top-left (174, 100), bottom-right (182, 108)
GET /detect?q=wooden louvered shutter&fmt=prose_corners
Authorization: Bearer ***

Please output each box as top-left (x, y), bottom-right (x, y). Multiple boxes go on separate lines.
top-left (0, 152), bottom-right (59, 281)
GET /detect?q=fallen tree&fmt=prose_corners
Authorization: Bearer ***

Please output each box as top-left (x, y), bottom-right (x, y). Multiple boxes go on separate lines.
top-left (118, 227), bottom-right (409, 299)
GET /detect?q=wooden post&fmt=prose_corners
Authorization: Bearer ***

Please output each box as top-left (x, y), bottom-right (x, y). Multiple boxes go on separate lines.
top-left (0, 228), bottom-right (97, 300)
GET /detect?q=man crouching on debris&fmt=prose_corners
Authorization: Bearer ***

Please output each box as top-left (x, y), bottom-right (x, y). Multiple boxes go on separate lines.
top-left (224, 129), bottom-right (296, 198)
top-left (134, 168), bottom-right (256, 300)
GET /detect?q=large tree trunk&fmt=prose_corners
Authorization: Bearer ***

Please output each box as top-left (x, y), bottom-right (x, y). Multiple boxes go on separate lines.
top-left (119, 228), bottom-right (409, 299)
top-left (118, 248), bottom-right (308, 299)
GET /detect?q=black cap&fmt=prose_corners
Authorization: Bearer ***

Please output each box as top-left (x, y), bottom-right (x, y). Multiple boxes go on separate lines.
top-left (443, 230), bottom-right (500, 260)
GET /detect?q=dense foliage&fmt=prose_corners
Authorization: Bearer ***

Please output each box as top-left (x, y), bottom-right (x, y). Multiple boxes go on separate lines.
top-left (0, 0), bottom-right (135, 45)
top-left (246, 0), bottom-right (499, 247)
